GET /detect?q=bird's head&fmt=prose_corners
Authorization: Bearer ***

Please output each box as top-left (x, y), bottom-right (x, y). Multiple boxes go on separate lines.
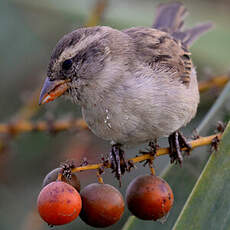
top-left (39, 26), bottom-right (122, 105)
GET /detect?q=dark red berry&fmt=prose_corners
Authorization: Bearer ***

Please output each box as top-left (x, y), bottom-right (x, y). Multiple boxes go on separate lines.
top-left (126, 175), bottom-right (174, 220)
top-left (80, 183), bottom-right (124, 227)
top-left (42, 167), bottom-right (81, 192)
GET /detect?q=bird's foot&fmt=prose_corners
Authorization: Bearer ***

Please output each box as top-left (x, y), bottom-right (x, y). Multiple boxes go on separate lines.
top-left (110, 144), bottom-right (127, 185)
top-left (140, 139), bottom-right (159, 156)
top-left (148, 138), bottom-right (159, 156)
top-left (168, 131), bottom-right (191, 165)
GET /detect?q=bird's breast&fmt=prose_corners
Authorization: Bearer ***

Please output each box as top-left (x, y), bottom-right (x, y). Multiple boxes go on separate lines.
top-left (80, 68), bottom-right (199, 146)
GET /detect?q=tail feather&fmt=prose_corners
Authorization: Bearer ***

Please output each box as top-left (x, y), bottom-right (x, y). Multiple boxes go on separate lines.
top-left (178, 22), bottom-right (213, 46)
top-left (153, 2), bottom-right (213, 47)
top-left (152, 2), bottom-right (187, 32)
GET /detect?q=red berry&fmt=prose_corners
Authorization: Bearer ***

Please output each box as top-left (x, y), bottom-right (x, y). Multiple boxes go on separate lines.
top-left (126, 175), bottom-right (174, 220)
top-left (37, 181), bottom-right (82, 225)
top-left (80, 183), bottom-right (124, 227)
top-left (42, 168), bottom-right (81, 192)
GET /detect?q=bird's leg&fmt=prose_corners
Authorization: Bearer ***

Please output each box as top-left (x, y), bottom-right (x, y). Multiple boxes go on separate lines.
top-left (148, 138), bottom-right (159, 156)
top-left (168, 132), bottom-right (182, 164)
top-left (178, 131), bottom-right (192, 150)
top-left (168, 131), bottom-right (191, 165)
top-left (110, 144), bottom-right (127, 184)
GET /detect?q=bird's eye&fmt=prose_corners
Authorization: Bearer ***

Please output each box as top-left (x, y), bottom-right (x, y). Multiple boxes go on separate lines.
top-left (62, 59), bottom-right (73, 70)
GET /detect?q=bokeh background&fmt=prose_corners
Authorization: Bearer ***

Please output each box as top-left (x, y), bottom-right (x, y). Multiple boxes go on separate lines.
top-left (1, 0), bottom-right (230, 229)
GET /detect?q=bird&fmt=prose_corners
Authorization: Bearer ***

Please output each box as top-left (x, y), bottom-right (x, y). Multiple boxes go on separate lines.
top-left (39, 2), bottom-right (212, 180)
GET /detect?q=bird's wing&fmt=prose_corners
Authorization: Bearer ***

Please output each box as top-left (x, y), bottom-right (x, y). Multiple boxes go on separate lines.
top-left (123, 27), bottom-right (192, 86)
top-left (152, 2), bottom-right (213, 47)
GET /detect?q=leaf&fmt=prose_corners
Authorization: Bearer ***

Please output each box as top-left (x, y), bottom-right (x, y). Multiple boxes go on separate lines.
top-left (173, 121), bottom-right (230, 229)
top-left (122, 83), bottom-right (230, 230)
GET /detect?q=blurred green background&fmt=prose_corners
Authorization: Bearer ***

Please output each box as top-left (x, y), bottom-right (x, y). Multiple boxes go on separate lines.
top-left (0, 0), bottom-right (230, 229)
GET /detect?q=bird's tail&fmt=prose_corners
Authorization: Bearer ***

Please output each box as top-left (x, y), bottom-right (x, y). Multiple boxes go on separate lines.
top-left (152, 2), bottom-right (213, 47)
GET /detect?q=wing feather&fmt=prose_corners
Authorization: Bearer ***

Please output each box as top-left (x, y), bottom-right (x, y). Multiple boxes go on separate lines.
top-left (123, 27), bottom-right (192, 86)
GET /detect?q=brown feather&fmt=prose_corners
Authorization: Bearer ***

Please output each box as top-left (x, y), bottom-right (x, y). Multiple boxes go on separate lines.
top-left (153, 2), bottom-right (213, 47)
top-left (124, 27), bottom-right (192, 86)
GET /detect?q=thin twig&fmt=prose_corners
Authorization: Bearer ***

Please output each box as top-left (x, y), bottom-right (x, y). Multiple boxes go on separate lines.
top-left (0, 119), bottom-right (88, 135)
top-left (71, 133), bottom-right (222, 173)
top-left (199, 75), bottom-right (229, 93)
top-left (85, 0), bottom-right (108, 27)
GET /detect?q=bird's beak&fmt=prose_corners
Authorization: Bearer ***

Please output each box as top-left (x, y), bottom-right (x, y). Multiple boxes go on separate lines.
top-left (39, 77), bottom-right (70, 105)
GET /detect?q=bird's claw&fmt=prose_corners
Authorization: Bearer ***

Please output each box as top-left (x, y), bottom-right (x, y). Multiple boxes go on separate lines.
top-left (148, 139), bottom-right (159, 156)
top-left (168, 131), bottom-right (191, 165)
top-left (110, 144), bottom-right (127, 185)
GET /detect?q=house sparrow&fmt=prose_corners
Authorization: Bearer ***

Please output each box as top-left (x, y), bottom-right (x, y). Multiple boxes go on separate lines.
top-left (39, 2), bottom-right (212, 179)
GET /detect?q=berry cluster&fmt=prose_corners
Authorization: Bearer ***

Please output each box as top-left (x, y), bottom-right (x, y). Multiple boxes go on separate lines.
top-left (37, 167), bottom-right (174, 227)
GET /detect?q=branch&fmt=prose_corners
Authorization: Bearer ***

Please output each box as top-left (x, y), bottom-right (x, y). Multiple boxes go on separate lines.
top-left (198, 75), bottom-right (229, 93)
top-left (85, 0), bottom-right (108, 27)
top-left (71, 133), bottom-right (222, 173)
top-left (0, 119), bottom-right (88, 135)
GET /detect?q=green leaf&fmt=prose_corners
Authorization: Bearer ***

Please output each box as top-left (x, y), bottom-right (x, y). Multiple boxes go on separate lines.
top-left (122, 83), bottom-right (230, 230)
top-left (173, 121), bottom-right (230, 229)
